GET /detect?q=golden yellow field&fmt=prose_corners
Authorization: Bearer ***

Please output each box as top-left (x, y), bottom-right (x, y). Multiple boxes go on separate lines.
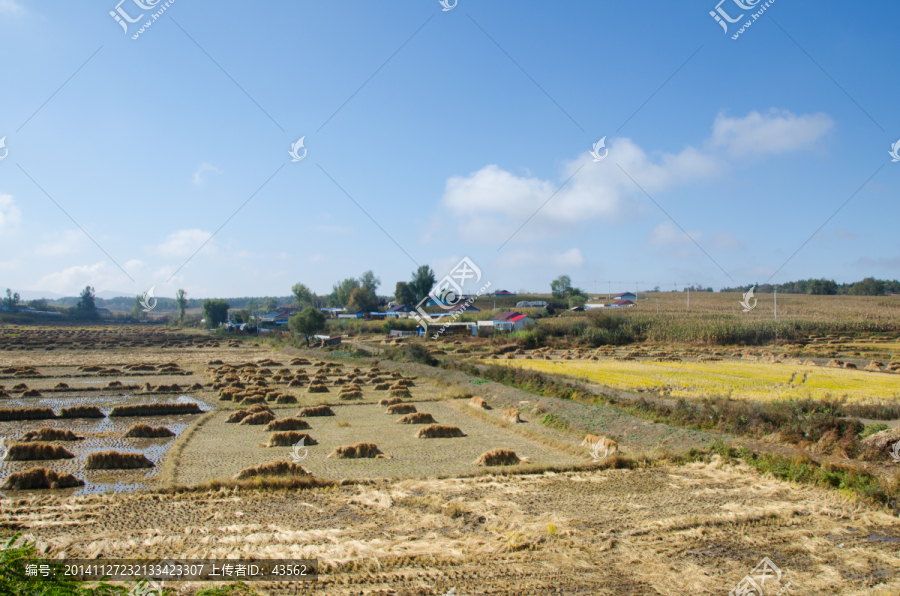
top-left (493, 357), bottom-right (900, 402)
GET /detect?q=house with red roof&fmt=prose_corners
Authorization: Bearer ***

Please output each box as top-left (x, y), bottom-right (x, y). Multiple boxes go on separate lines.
top-left (489, 311), bottom-right (534, 331)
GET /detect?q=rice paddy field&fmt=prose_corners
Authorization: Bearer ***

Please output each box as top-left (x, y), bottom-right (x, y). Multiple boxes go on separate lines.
top-left (491, 356), bottom-right (900, 402)
top-left (2, 323), bottom-right (900, 595)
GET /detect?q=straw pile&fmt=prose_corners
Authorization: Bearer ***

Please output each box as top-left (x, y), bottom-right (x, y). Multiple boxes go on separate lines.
top-left (469, 396), bottom-right (490, 410)
top-left (503, 409), bottom-right (523, 423)
top-left (266, 417), bottom-right (311, 431)
top-left (386, 403), bottom-right (417, 415)
top-left (0, 407), bottom-right (56, 421)
top-left (240, 411), bottom-right (276, 425)
top-left (21, 427), bottom-right (83, 442)
top-left (0, 467), bottom-right (84, 490)
top-left (415, 424), bottom-right (465, 439)
top-left (379, 397), bottom-right (403, 407)
top-left (109, 403), bottom-right (201, 417)
top-left (59, 405), bottom-right (105, 419)
top-left (308, 383), bottom-right (329, 393)
top-left (234, 460), bottom-right (309, 480)
top-left (123, 424), bottom-right (176, 438)
top-left (397, 412), bottom-right (436, 424)
top-left (298, 405), bottom-right (334, 417)
top-left (472, 448), bottom-right (521, 466)
top-left (84, 451), bottom-right (154, 469)
top-left (265, 431), bottom-right (317, 447)
top-left (327, 442), bottom-right (384, 459)
top-left (5, 442), bottom-right (75, 460)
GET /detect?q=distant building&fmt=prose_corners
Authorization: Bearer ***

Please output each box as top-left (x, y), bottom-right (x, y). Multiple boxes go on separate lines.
top-left (96, 308), bottom-right (112, 317)
top-left (516, 300), bottom-right (548, 308)
top-left (449, 302), bottom-right (479, 313)
top-left (610, 299), bottom-right (635, 308)
top-left (491, 290), bottom-right (516, 297)
top-left (387, 304), bottom-right (414, 313)
top-left (490, 311), bottom-right (534, 331)
top-left (613, 292), bottom-right (637, 301)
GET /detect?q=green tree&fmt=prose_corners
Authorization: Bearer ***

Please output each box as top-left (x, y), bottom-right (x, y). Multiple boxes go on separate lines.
top-left (75, 286), bottom-right (98, 315)
top-left (232, 309), bottom-right (250, 324)
top-left (131, 296), bottom-right (146, 320)
top-left (550, 275), bottom-right (573, 299)
top-left (4, 289), bottom-right (20, 310)
top-left (261, 297), bottom-right (278, 312)
top-left (27, 298), bottom-right (48, 310)
top-left (359, 270), bottom-right (380, 301)
top-left (409, 265), bottom-right (436, 303)
top-left (176, 289), bottom-right (188, 322)
top-left (202, 299), bottom-right (230, 328)
top-left (569, 295), bottom-right (588, 309)
top-left (348, 286), bottom-right (377, 313)
top-left (394, 281), bottom-right (416, 305)
top-left (288, 306), bottom-right (327, 347)
top-left (292, 283), bottom-right (313, 308)
top-left (328, 278), bottom-right (361, 307)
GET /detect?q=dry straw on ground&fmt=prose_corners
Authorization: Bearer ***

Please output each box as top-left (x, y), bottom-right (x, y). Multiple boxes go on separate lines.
top-left (298, 404), bottom-right (334, 417)
top-left (239, 411), bottom-right (276, 425)
top-left (21, 427), bottom-right (83, 442)
top-left (469, 396), bottom-right (490, 410)
top-left (59, 405), bottom-right (106, 418)
top-left (0, 467), bottom-right (84, 490)
top-left (234, 460), bottom-right (309, 480)
top-left (0, 407), bottom-right (56, 421)
top-left (6, 442), bottom-right (75, 460)
top-left (386, 403), bottom-right (417, 415)
top-left (327, 442), bottom-right (384, 459)
top-left (108, 403), bottom-right (201, 417)
top-left (472, 448), bottom-right (523, 466)
top-left (84, 450), bottom-right (154, 469)
top-left (123, 424), bottom-right (176, 438)
top-left (308, 383), bottom-right (329, 393)
top-left (415, 424), bottom-right (466, 439)
top-left (266, 417), bottom-right (311, 431)
top-left (374, 383), bottom-right (390, 391)
top-left (265, 431), bottom-right (317, 447)
top-left (503, 409), bottom-right (523, 423)
top-left (379, 397), bottom-right (403, 406)
top-left (397, 412), bottom-right (436, 424)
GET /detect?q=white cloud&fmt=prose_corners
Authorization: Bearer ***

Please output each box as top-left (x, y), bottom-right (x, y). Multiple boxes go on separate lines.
top-left (711, 232), bottom-right (745, 250)
top-left (34, 230), bottom-right (86, 257)
top-left (439, 138), bottom-right (720, 243)
top-left (33, 262), bottom-right (136, 296)
top-left (156, 229), bottom-right (215, 258)
top-left (710, 109), bottom-right (833, 157)
top-left (191, 163), bottom-right (221, 185)
top-left (495, 248), bottom-right (585, 269)
top-left (0, 194), bottom-right (22, 232)
top-left (0, 0), bottom-right (23, 14)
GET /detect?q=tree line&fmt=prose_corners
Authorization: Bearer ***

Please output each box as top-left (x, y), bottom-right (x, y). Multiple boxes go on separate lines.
top-left (720, 277), bottom-right (900, 296)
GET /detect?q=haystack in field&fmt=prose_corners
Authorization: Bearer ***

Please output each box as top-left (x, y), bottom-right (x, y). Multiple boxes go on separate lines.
top-left (234, 460), bottom-right (309, 480)
top-left (307, 383), bottom-right (329, 393)
top-left (469, 396), bottom-right (490, 410)
top-left (5, 442), bottom-right (75, 460)
top-left (397, 412), bottom-right (435, 424)
top-left (59, 405), bottom-right (105, 419)
top-left (0, 407), bottom-right (56, 421)
top-left (109, 403), bottom-right (201, 417)
top-left (123, 424), bottom-right (175, 438)
top-left (865, 361), bottom-right (884, 372)
top-left (240, 395), bottom-right (267, 405)
top-left (379, 397), bottom-right (403, 407)
top-left (276, 394), bottom-right (298, 404)
top-left (21, 389), bottom-right (43, 398)
top-left (803, 359), bottom-right (818, 366)
top-left (54, 382), bottom-right (69, 389)
top-left (473, 448), bottom-right (525, 466)
top-left (844, 362), bottom-right (857, 369)
top-left (826, 359), bottom-right (843, 368)
top-left (394, 379), bottom-right (415, 387)
top-left (0, 467), bottom-right (84, 490)
top-left (389, 386), bottom-right (411, 398)
top-left (240, 411), bottom-right (276, 425)
top-left (374, 383), bottom-right (391, 391)
top-left (415, 424), bottom-right (465, 438)
top-left (581, 434), bottom-right (619, 454)
top-left (386, 403), bottom-right (417, 415)
top-left (226, 410), bottom-right (252, 423)
top-left (21, 427), bottom-right (83, 442)
top-left (327, 442), bottom-right (384, 459)
top-left (288, 379), bottom-right (305, 387)
top-left (298, 405), bottom-right (334, 417)
top-left (266, 417), bottom-right (311, 431)
top-left (503, 409), bottom-right (523, 423)
top-left (265, 431), bottom-right (317, 447)
top-left (85, 451), bottom-right (154, 469)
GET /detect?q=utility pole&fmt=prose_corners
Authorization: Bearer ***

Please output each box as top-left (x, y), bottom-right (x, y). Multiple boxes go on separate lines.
top-left (774, 288), bottom-right (777, 320)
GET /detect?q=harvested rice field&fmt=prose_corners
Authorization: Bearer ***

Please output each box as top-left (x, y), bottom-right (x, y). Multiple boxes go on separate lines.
top-left (490, 355), bottom-right (900, 402)
top-left (2, 326), bottom-right (900, 595)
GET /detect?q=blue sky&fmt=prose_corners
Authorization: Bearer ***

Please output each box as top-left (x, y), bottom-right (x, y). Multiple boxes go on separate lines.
top-left (0, 0), bottom-right (898, 299)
